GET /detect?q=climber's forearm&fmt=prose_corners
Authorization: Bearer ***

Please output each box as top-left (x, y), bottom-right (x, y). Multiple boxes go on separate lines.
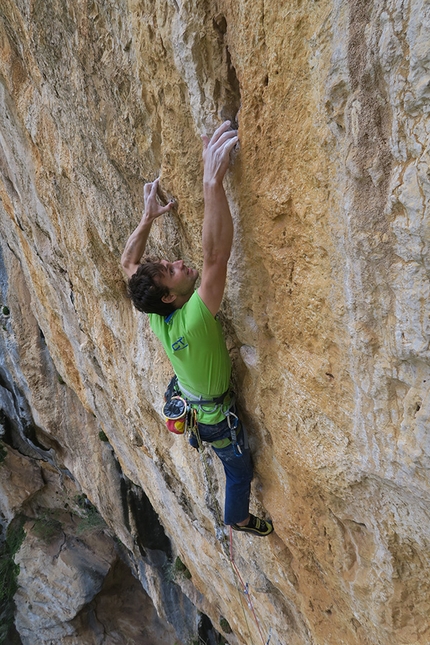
top-left (201, 182), bottom-right (233, 264)
top-left (121, 217), bottom-right (153, 278)
top-left (121, 178), bottom-right (174, 279)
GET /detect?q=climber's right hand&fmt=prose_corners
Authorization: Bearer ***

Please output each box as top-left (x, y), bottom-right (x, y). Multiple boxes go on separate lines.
top-left (143, 178), bottom-right (174, 223)
top-left (202, 121), bottom-right (238, 186)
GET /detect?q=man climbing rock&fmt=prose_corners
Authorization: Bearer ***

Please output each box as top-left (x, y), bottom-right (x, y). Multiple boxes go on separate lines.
top-left (121, 121), bottom-right (273, 537)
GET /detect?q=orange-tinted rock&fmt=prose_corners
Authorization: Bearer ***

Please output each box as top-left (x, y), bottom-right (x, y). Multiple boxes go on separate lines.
top-left (1, 1), bottom-right (430, 643)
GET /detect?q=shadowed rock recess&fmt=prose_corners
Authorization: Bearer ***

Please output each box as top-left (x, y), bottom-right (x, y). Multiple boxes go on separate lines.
top-left (0, 1), bottom-right (429, 644)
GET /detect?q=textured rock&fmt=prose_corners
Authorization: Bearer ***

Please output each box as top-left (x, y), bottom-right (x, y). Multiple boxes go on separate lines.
top-left (0, 446), bottom-right (43, 522)
top-left (15, 520), bottom-right (117, 642)
top-left (0, 0), bottom-right (430, 644)
top-left (14, 513), bottom-right (179, 645)
top-left (0, 435), bottom-right (187, 644)
top-left (0, 239), bottom-right (207, 644)
top-left (68, 558), bottom-right (179, 645)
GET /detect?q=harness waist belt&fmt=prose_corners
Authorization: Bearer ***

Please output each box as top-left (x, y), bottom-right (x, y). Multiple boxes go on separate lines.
top-left (177, 378), bottom-right (230, 406)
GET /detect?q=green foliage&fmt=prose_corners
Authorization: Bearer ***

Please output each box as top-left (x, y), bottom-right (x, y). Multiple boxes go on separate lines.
top-left (75, 493), bottom-right (88, 508)
top-left (0, 443), bottom-right (7, 464)
top-left (57, 373), bottom-right (65, 385)
top-left (32, 515), bottom-right (63, 542)
top-left (0, 619), bottom-right (15, 645)
top-left (173, 556), bottom-right (192, 579)
top-left (73, 495), bottom-right (106, 535)
top-left (219, 616), bottom-right (232, 634)
top-left (98, 430), bottom-right (109, 442)
top-left (76, 507), bottom-right (106, 534)
top-left (3, 520), bottom-right (25, 566)
top-left (1, 307), bottom-right (10, 316)
top-left (164, 556), bottom-right (192, 582)
top-left (0, 517), bottom-right (26, 605)
top-left (0, 624), bottom-right (8, 644)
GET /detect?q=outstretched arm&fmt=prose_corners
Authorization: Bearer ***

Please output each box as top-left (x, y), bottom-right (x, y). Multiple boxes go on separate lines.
top-left (121, 179), bottom-right (173, 279)
top-left (198, 121), bottom-right (238, 316)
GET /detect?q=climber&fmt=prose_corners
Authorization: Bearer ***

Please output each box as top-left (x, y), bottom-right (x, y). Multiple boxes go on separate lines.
top-left (121, 120), bottom-right (273, 537)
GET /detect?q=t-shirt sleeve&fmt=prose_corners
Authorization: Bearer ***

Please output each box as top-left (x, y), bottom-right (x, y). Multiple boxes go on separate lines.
top-left (180, 292), bottom-right (218, 336)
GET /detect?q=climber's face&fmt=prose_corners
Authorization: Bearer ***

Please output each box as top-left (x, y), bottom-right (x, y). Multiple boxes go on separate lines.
top-left (158, 259), bottom-right (198, 305)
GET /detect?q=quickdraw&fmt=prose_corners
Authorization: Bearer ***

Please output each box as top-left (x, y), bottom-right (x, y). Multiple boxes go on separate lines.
top-left (227, 411), bottom-right (242, 456)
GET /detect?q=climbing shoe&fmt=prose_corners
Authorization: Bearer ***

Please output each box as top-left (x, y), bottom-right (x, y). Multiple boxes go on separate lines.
top-left (231, 514), bottom-right (274, 537)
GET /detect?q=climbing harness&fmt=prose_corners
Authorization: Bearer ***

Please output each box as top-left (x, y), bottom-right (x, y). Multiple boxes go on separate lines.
top-left (176, 377), bottom-right (231, 412)
top-left (162, 375), bottom-right (242, 454)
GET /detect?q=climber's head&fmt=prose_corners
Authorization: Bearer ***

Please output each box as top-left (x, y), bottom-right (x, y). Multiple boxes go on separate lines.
top-left (127, 258), bottom-right (197, 315)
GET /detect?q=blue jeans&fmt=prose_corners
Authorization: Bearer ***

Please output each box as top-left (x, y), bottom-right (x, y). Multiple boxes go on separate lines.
top-left (196, 414), bottom-right (253, 525)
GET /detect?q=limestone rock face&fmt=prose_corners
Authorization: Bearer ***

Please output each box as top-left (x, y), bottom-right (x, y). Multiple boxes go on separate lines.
top-left (0, 446), bottom-right (43, 521)
top-left (15, 521), bottom-right (117, 643)
top-left (1, 1), bottom-right (430, 644)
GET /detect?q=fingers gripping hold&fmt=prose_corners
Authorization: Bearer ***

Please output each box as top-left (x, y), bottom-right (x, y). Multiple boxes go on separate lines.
top-left (211, 120), bottom-right (233, 144)
top-left (202, 120), bottom-right (239, 184)
top-left (143, 178), bottom-right (174, 220)
top-left (218, 131), bottom-right (239, 155)
top-left (150, 178), bottom-right (159, 197)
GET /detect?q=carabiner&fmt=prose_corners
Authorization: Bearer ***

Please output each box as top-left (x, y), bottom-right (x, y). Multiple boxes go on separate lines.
top-left (227, 412), bottom-right (242, 456)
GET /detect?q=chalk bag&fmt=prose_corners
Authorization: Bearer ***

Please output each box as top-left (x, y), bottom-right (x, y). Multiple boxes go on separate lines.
top-left (162, 396), bottom-right (188, 435)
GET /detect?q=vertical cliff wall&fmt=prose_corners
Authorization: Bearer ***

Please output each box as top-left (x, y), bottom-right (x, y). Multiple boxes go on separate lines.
top-left (0, 0), bottom-right (430, 644)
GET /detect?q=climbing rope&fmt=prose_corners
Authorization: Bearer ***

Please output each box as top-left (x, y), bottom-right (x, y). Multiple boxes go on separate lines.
top-left (229, 526), bottom-right (269, 645)
top-left (189, 418), bottom-right (272, 645)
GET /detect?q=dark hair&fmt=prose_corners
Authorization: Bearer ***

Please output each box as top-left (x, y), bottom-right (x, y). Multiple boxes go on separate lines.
top-left (127, 259), bottom-right (175, 316)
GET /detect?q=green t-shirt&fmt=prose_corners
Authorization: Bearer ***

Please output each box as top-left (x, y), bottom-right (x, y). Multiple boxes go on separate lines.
top-left (148, 291), bottom-right (231, 424)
